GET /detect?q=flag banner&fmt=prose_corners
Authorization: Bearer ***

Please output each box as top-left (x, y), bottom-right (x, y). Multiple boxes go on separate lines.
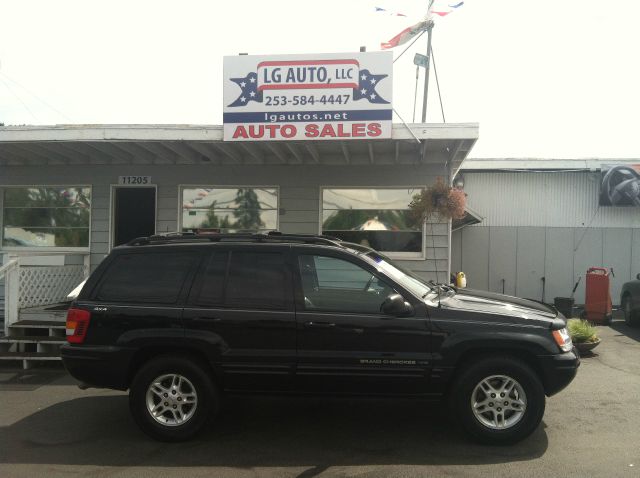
top-left (375, 6), bottom-right (407, 16)
top-left (381, 20), bottom-right (428, 49)
top-left (379, 0), bottom-right (464, 49)
top-left (223, 52), bottom-right (393, 141)
top-left (430, 1), bottom-right (464, 18)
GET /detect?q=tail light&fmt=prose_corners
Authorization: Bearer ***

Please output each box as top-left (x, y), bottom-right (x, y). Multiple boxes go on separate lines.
top-left (66, 308), bottom-right (91, 344)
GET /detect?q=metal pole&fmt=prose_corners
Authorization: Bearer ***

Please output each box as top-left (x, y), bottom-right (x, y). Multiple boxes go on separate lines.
top-left (420, 21), bottom-right (434, 123)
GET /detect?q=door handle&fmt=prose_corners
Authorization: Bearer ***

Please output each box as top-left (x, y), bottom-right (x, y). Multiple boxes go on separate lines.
top-left (304, 321), bottom-right (335, 328)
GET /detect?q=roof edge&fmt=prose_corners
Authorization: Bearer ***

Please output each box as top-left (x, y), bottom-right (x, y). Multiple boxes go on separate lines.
top-left (0, 123), bottom-right (479, 143)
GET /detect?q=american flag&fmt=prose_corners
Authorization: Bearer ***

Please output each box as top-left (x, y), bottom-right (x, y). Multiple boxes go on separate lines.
top-left (228, 69), bottom-right (389, 106)
top-left (227, 72), bottom-right (263, 107)
top-left (353, 70), bottom-right (390, 104)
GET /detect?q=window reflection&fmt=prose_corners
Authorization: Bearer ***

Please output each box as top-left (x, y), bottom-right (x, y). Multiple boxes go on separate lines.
top-left (2, 187), bottom-right (91, 248)
top-left (322, 188), bottom-right (423, 255)
top-left (181, 187), bottom-right (278, 232)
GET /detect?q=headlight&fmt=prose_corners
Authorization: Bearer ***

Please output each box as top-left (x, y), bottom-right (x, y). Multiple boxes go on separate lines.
top-left (552, 327), bottom-right (573, 353)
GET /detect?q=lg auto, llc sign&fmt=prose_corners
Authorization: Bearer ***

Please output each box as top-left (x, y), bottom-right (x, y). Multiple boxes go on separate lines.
top-left (223, 52), bottom-right (393, 141)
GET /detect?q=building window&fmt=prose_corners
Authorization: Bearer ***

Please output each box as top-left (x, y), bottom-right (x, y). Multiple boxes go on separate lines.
top-left (2, 186), bottom-right (91, 248)
top-left (181, 187), bottom-right (278, 233)
top-left (321, 188), bottom-right (424, 259)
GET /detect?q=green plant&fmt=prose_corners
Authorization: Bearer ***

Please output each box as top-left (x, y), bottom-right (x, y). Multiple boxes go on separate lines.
top-left (409, 177), bottom-right (467, 222)
top-left (567, 319), bottom-right (599, 343)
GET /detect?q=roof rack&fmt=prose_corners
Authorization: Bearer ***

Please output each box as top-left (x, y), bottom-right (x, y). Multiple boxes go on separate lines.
top-left (125, 231), bottom-right (344, 247)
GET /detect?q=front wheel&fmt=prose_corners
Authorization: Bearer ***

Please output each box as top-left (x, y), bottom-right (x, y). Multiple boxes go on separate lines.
top-left (451, 356), bottom-right (545, 445)
top-left (129, 355), bottom-right (219, 442)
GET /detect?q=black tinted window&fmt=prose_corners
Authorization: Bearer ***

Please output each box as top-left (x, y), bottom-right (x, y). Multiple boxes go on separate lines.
top-left (226, 251), bottom-right (288, 309)
top-left (96, 252), bottom-right (196, 304)
top-left (196, 252), bottom-right (228, 306)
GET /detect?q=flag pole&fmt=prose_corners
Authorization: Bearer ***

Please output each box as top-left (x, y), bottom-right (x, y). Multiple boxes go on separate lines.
top-left (420, 19), bottom-right (434, 123)
top-left (421, 0), bottom-right (435, 122)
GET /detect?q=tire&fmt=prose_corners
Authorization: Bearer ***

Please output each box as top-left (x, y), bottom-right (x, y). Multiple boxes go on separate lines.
top-left (623, 295), bottom-right (639, 327)
top-left (450, 356), bottom-right (545, 445)
top-left (129, 355), bottom-right (219, 442)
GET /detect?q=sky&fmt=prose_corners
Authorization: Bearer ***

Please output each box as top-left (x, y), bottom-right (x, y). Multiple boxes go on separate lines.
top-left (0, 0), bottom-right (638, 159)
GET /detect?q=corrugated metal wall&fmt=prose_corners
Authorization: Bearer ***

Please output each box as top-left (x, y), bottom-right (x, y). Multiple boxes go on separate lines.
top-left (462, 171), bottom-right (640, 228)
top-left (452, 171), bottom-right (640, 305)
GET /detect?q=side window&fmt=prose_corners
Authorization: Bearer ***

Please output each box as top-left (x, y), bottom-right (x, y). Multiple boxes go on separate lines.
top-left (195, 251), bottom-right (229, 306)
top-left (225, 251), bottom-right (288, 310)
top-left (95, 252), bottom-right (196, 304)
top-left (298, 254), bottom-right (395, 314)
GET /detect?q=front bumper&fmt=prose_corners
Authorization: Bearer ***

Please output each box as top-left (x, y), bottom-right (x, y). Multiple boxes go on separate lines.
top-left (537, 347), bottom-right (580, 396)
top-left (61, 344), bottom-right (134, 391)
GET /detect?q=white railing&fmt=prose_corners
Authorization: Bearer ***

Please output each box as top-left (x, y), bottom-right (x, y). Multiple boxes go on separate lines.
top-left (19, 265), bottom-right (87, 308)
top-left (1, 259), bottom-right (19, 335)
top-left (2, 254), bottom-right (89, 334)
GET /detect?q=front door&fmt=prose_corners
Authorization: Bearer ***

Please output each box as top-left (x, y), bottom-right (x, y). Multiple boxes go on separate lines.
top-left (112, 187), bottom-right (156, 247)
top-left (293, 251), bottom-right (431, 395)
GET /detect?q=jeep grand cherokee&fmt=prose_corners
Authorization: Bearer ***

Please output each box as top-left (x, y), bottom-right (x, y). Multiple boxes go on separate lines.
top-left (61, 232), bottom-right (579, 444)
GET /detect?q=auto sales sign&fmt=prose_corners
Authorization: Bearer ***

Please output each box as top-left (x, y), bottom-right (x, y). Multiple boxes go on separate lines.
top-left (223, 52), bottom-right (393, 141)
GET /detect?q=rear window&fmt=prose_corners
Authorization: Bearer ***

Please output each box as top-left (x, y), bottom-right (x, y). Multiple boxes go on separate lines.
top-left (95, 252), bottom-right (197, 304)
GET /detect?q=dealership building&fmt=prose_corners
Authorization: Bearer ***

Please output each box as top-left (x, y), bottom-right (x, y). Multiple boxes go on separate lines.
top-left (0, 122), bottom-right (478, 331)
top-left (0, 50), bottom-right (637, 367)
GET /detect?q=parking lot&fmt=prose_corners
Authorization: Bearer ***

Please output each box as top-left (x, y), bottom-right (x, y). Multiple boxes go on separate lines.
top-left (0, 319), bottom-right (638, 478)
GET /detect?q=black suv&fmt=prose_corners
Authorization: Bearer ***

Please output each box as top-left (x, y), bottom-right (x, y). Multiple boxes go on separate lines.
top-left (61, 232), bottom-right (579, 444)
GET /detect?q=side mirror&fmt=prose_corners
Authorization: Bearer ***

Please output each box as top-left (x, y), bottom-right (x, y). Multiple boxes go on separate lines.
top-left (381, 293), bottom-right (414, 317)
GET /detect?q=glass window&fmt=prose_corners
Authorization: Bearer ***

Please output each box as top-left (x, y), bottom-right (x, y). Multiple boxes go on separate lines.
top-left (195, 252), bottom-right (229, 306)
top-left (181, 187), bottom-right (278, 233)
top-left (321, 188), bottom-right (423, 257)
top-left (298, 254), bottom-right (395, 314)
top-left (2, 187), bottom-right (91, 248)
top-left (96, 252), bottom-right (196, 304)
top-left (226, 251), bottom-right (288, 309)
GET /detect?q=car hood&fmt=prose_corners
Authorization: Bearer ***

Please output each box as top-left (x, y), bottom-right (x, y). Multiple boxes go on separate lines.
top-left (435, 287), bottom-right (560, 326)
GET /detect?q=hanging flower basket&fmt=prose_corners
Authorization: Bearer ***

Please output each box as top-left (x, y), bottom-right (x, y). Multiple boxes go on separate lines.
top-left (409, 178), bottom-right (467, 222)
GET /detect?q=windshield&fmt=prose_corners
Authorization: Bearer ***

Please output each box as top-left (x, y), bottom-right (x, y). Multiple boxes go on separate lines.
top-left (363, 251), bottom-right (435, 299)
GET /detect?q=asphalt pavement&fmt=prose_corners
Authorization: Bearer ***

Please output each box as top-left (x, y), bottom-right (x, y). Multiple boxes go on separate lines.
top-left (1, 318), bottom-right (639, 478)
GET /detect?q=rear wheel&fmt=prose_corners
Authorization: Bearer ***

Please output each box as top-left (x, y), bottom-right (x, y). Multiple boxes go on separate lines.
top-left (623, 295), bottom-right (638, 326)
top-left (451, 356), bottom-right (545, 445)
top-left (129, 355), bottom-right (218, 441)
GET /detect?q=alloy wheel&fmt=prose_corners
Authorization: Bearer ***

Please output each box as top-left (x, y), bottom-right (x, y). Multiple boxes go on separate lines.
top-left (145, 373), bottom-right (198, 427)
top-left (470, 374), bottom-right (527, 430)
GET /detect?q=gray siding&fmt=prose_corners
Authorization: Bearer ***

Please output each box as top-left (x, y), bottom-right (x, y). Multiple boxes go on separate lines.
top-left (463, 171), bottom-right (640, 228)
top-left (0, 163), bottom-right (450, 285)
top-left (453, 226), bottom-right (639, 305)
top-left (452, 170), bottom-right (640, 306)
top-left (0, 255), bottom-right (4, 319)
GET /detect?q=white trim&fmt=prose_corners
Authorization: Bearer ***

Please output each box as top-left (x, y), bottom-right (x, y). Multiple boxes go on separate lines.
top-left (0, 184), bottom-right (92, 253)
top-left (0, 123), bottom-right (479, 142)
top-left (177, 184), bottom-right (280, 233)
top-left (109, 184), bottom-right (158, 251)
top-left (319, 186), bottom-right (427, 261)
